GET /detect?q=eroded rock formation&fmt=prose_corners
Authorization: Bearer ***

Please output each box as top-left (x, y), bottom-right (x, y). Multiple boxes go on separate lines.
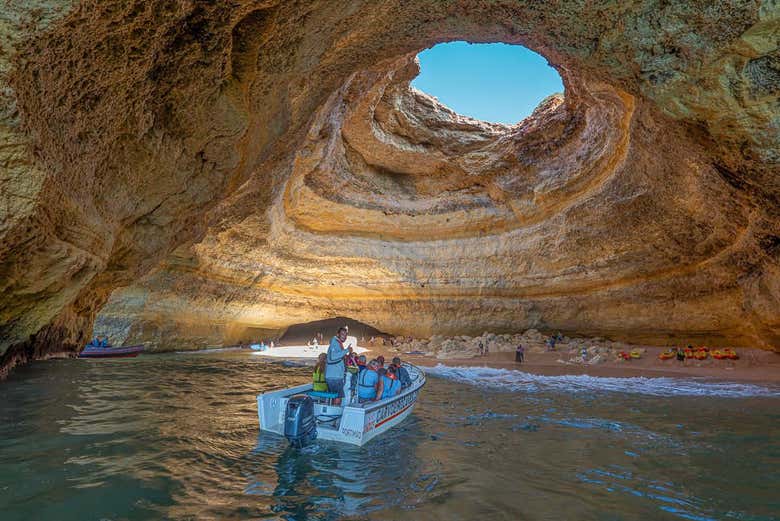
top-left (1, 1), bottom-right (779, 374)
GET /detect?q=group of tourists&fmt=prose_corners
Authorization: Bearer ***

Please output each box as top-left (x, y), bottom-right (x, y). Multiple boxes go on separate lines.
top-left (86, 336), bottom-right (109, 348)
top-left (312, 327), bottom-right (412, 406)
top-left (546, 332), bottom-right (564, 351)
top-left (306, 331), bottom-right (324, 349)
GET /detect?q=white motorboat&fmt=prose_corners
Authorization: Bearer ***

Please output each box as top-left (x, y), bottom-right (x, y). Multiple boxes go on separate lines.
top-left (257, 363), bottom-right (425, 446)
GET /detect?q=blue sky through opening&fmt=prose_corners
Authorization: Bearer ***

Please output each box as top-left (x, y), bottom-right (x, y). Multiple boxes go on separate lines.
top-left (411, 42), bottom-right (564, 124)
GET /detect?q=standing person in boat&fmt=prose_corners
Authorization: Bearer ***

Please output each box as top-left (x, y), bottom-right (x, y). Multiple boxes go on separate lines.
top-left (312, 353), bottom-right (328, 392)
top-left (357, 359), bottom-right (384, 403)
top-left (381, 366), bottom-right (401, 399)
top-left (325, 326), bottom-right (353, 405)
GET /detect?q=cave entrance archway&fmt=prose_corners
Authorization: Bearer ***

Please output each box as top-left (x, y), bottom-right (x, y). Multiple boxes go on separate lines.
top-left (279, 317), bottom-right (390, 346)
top-left (410, 41), bottom-right (564, 124)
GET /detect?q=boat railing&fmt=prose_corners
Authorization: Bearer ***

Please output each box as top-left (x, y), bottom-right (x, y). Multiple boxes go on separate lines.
top-left (401, 361), bottom-right (425, 384)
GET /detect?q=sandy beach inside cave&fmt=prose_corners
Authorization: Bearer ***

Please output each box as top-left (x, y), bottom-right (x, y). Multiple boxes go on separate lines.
top-left (245, 318), bottom-right (780, 384)
top-left (247, 342), bottom-right (780, 384)
top-left (395, 348), bottom-right (780, 384)
top-left (251, 344), bottom-right (369, 358)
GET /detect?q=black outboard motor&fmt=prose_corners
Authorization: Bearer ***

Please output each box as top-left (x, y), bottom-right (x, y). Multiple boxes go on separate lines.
top-left (284, 395), bottom-right (317, 447)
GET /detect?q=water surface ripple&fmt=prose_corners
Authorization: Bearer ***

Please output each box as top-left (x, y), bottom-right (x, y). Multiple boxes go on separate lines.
top-left (1, 353), bottom-right (778, 520)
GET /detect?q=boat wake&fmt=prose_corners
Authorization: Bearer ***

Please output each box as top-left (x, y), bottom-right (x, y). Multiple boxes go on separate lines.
top-left (426, 365), bottom-right (780, 397)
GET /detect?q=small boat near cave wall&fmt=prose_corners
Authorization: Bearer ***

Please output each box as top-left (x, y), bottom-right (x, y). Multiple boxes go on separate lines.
top-left (78, 344), bottom-right (145, 358)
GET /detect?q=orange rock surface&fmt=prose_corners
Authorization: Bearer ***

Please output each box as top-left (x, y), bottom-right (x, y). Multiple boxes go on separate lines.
top-left (1, 1), bottom-right (778, 373)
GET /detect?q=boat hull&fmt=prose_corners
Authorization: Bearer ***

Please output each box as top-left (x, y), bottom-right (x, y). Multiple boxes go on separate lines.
top-left (257, 363), bottom-right (425, 446)
top-left (78, 345), bottom-right (144, 358)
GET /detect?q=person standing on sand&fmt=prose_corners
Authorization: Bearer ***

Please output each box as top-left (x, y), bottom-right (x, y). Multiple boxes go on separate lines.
top-left (515, 344), bottom-right (524, 363)
top-left (478, 341), bottom-right (484, 356)
top-left (325, 327), bottom-right (353, 406)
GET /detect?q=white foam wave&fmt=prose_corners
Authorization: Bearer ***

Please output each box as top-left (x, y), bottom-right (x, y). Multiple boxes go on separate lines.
top-left (426, 365), bottom-right (780, 398)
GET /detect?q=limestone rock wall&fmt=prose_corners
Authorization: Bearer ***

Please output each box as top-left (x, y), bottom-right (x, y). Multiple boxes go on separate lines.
top-left (1, 1), bottom-right (778, 373)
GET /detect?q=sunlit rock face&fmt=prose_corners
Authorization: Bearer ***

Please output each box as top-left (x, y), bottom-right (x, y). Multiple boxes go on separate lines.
top-left (1, 1), bottom-right (779, 372)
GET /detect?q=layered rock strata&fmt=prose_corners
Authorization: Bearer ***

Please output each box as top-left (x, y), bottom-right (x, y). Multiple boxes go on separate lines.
top-left (1, 1), bottom-right (779, 374)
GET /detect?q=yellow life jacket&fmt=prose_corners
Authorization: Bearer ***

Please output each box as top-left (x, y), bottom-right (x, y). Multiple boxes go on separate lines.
top-left (312, 367), bottom-right (327, 391)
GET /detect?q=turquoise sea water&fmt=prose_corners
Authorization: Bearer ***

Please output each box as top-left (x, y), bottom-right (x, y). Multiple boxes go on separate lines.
top-left (1, 352), bottom-right (778, 520)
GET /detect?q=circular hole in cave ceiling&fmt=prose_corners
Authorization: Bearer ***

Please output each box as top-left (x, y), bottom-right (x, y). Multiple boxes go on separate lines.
top-left (411, 41), bottom-right (564, 125)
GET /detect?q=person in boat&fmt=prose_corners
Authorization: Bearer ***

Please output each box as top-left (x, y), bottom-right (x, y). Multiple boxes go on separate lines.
top-left (377, 355), bottom-right (385, 368)
top-left (391, 357), bottom-right (412, 387)
top-left (87, 336), bottom-right (99, 348)
top-left (344, 351), bottom-right (359, 394)
top-left (98, 336), bottom-right (108, 347)
top-left (357, 355), bottom-right (367, 373)
top-left (312, 353), bottom-right (328, 392)
top-left (357, 359), bottom-right (383, 403)
top-left (325, 326), bottom-right (353, 405)
top-left (345, 351), bottom-right (359, 369)
top-left (515, 344), bottom-right (524, 363)
top-left (380, 366), bottom-right (401, 399)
